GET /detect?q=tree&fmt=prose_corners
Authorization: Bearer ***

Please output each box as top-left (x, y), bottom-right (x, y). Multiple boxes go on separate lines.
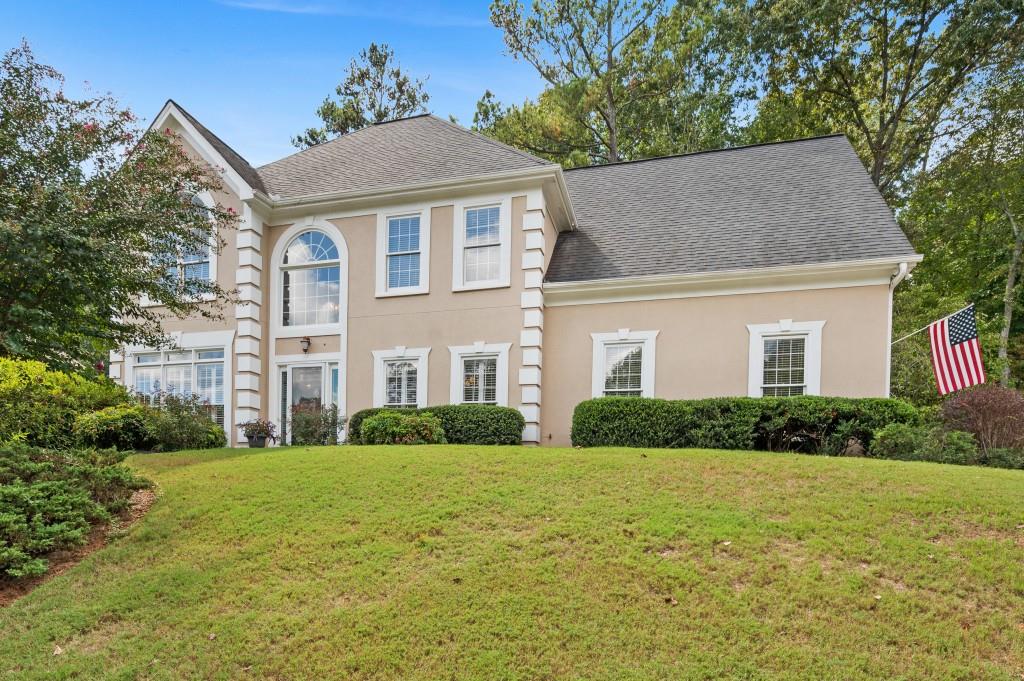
top-left (0, 43), bottom-right (238, 371)
top-left (749, 0), bottom-right (1022, 197)
top-left (293, 43), bottom-right (430, 149)
top-left (899, 60), bottom-right (1024, 387)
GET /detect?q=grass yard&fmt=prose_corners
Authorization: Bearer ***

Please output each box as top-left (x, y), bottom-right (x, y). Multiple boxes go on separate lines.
top-left (2, 446), bottom-right (1023, 680)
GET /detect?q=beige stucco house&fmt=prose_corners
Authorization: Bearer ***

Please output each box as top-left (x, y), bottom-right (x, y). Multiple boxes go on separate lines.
top-left (108, 100), bottom-right (921, 447)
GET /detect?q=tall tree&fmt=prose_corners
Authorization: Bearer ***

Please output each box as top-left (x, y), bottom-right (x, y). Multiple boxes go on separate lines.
top-left (0, 43), bottom-right (238, 370)
top-left (900, 60), bottom-right (1024, 387)
top-left (293, 43), bottom-right (430, 149)
top-left (749, 0), bottom-right (1022, 197)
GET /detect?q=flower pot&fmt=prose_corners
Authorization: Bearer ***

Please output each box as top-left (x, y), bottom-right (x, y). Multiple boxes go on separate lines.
top-left (246, 435), bottom-right (268, 448)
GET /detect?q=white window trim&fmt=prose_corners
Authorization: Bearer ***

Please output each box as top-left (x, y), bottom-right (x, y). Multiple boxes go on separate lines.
top-left (375, 205), bottom-right (431, 297)
top-left (746, 319), bottom-right (825, 397)
top-left (448, 342), bottom-right (511, 406)
top-left (270, 219), bottom-right (349, 340)
top-left (371, 346), bottom-right (430, 408)
top-left (590, 329), bottom-right (659, 398)
top-left (451, 194), bottom-right (512, 291)
top-left (122, 329), bottom-right (235, 440)
top-left (271, 355), bottom-right (343, 445)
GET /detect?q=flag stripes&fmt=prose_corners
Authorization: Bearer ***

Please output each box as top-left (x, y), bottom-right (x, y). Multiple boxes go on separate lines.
top-left (928, 305), bottom-right (985, 396)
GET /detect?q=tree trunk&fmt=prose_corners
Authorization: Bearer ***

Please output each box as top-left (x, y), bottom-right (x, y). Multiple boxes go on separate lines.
top-left (999, 224), bottom-right (1023, 386)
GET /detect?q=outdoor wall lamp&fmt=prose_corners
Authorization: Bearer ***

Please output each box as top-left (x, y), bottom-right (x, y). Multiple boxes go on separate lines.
top-left (300, 336), bottom-right (311, 354)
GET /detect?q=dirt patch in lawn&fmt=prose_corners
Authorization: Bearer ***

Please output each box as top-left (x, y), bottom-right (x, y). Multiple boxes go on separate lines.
top-left (0, 487), bottom-right (158, 607)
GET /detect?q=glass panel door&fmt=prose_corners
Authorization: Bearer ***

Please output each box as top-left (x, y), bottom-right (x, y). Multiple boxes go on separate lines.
top-left (291, 366), bottom-right (323, 409)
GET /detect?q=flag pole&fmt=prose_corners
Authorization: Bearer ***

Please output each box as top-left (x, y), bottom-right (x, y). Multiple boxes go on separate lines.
top-left (890, 304), bottom-right (973, 346)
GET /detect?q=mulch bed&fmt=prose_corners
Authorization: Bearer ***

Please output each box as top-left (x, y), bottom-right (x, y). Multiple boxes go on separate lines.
top-left (0, 487), bottom-right (158, 607)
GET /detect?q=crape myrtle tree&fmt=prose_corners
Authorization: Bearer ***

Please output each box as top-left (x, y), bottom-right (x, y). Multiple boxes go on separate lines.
top-left (293, 42), bottom-right (430, 149)
top-left (0, 43), bottom-right (238, 371)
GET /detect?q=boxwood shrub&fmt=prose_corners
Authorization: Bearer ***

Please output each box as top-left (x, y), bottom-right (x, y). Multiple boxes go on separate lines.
top-left (360, 411), bottom-right (446, 445)
top-left (73, 404), bottom-right (154, 451)
top-left (348, 404), bottom-right (525, 445)
top-left (571, 396), bottom-right (921, 453)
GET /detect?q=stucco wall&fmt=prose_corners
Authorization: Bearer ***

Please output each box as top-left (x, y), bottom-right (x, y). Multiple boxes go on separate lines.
top-left (541, 284), bottom-right (891, 446)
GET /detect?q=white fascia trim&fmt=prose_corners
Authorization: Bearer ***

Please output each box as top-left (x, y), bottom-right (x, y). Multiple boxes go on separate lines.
top-left (448, 342), bottom-right (512, 406)
top-left (269, 217), bottom-right (349, 340)
top-left (544, 256), bottom-right (924, 307)
top-left (590, 329), bottom-right (659, 398)
top-left (451, 193), bottom-right (513, 292)
top-left (375, 203), bottom-right (431, 297)
top-left (746, 320), bottom-right (825, 397)
top-left (151, 102), bottom-right (253, 200)
top-left (371, 347), bottom-right (431, 408)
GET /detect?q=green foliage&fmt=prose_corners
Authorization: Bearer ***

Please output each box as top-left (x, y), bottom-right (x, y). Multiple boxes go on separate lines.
top-left (289, 404), bottom-right (340, 446)
top-left (0, 358), bottom-right (130, 449)
top-left (571, 396), bottom-right (921, 452)
top-left (144, 393), bottom-right (226, 452)
top-left (73, 405), bottom-right (153, 451)
top-left (293, 43), bottom-right (429, 148)
top-left (869, 423), bottom-right (927, 460)
top-left (0, 444), bottom-right (147, 578)
top-left (349, 405), bottom-right (524, 445)
top-left (0, 43), bottom-right (239, 369)
top-left (984, 448), bottom-right (1024, 470)
top-left (360, 411), bottom-right (446, 445)
top-left (870, 423), bottom-right (982, 466)
top-left (420, 405), bottom-right (525, 445)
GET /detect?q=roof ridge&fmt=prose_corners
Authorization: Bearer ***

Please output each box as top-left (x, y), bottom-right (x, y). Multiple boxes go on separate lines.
top-left (426, 115), bottom-right (554, 167)
top-left (165, 99), bottom-right (267, 193)
top-left (563, 133), bottom-right (848, 172)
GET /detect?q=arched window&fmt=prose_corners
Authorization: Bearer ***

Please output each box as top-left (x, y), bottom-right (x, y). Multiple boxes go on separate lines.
top-left (281, 230), bottom-right (341, 326)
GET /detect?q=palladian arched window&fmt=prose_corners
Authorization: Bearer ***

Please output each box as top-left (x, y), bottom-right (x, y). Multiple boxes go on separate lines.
top-left (281, 230), bottom-right (341, 326)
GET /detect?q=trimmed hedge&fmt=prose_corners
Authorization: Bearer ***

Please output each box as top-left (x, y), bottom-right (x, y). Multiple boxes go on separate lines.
top-left (571, 396), bottom-right (921, 453)
top-left (348, 404), bottom-right (525, 445)
top-left (73, 405), bottom-right (153, 451)
top-left (361, 411), bottom-right (446, 445)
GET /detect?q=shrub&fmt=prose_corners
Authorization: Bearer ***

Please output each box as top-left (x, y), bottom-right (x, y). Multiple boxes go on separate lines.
top-left (571, 396), bottom-right (920, 452)
top-left (0, 444), bottom-right (148, 579)
top-left (0, 358), bottom-right (130, 449)
top-left (870, 423), bottom-right (927, 461)
top-left (941, 384), bottom-right (1024, 453)
top-left (349, 405), bottom-right (523, 445)
top-left (290, 404), bottom-right (341, 446)
top-left (870, 423), bottom-right (981, 466)
top-left (984, 448), bottom-right (1024, 470)
top-left (421, 404), bottom-right (525, 445)
top-left (143, 392), bottom-right (226, 452)
top-left (360, 411), bottom-right (446, 445)
top-left (73, 405), bottom-right (153, 451)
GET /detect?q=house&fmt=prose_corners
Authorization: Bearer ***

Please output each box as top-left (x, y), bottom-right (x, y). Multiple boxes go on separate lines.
top-left (107, 100), bottom-right (921, 447)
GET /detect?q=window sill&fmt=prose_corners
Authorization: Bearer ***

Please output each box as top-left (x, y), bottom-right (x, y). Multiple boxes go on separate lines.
top-left (274, 324), bottom-right (342, 339)
top-left (375, 287), bottom-right (430, 298)
top-left (452, 280), bottom-right (511, 293)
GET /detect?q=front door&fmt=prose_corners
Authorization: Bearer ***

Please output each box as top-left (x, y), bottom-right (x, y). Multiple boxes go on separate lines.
top-left (279, 362), bottom-right (339, 444)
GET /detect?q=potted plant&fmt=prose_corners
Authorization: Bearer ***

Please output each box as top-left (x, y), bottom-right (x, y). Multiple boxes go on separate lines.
top-left (237, 418), bottom-right (278, 448)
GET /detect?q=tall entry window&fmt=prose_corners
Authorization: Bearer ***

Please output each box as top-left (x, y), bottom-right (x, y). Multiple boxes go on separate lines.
top-left (281, 230), bottom-right (341, 327)
top-left (278, 362), bottom-right (340, 443)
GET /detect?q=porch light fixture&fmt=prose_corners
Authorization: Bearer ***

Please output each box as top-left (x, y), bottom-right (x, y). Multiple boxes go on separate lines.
top-left (300, 336), bottom-right (311, 354)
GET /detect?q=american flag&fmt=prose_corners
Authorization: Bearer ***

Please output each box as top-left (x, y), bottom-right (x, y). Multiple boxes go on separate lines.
top-left (929, 304), bottom-right (986, 396)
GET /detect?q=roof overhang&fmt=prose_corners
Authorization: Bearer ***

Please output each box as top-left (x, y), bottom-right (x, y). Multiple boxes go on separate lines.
top-left (543, 255), bottom-right (923, 307)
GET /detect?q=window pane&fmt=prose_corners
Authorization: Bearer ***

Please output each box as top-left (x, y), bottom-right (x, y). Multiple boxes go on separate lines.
top-left (196, 363), bottom-right (224, 405)
top-left (387, 253), bottom-right (420, 289)
top-left (762, 336), bottom-right (807, 395)
top-left (284, 230), bottom-right (339, 264)
top-left (603, 343), bottom-right (643, 396)
top-left (136, 353), bottom-right (161, 364)
top-left (166, 351), bottom-right (191, 362)
top-left (291, 366), bottom-right (323, 409)
top-left (133, 367), bottom-right (161, 399)
top-left (330, 365), bottom-right (339, 407)
top-left (280, 370), bottom-right (289, 443)
top-left (197, 349), bottom-right (224, 360)
top-left (282, 265), bottom-right (341, 326)
top-left (164, 365), bottom-right (192, 396)
top-left (464, 244), bottom-right (500, 283)
top-left (465, 207), bottom-right (500, 246)
top-left (385, 360), bottom-right (417, 407)
top-left (462, 357), bottom-right (497, 404)
top-left (387, 216), bottom-right (420, 253)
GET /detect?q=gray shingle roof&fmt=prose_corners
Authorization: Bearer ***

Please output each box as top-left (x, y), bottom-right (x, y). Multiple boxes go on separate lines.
top-left (257, 114), bottom-right (553, 199)
top-left (170, 100), bottom-right (268, 194)
top-left (546, 135), bottom-right (918, 284)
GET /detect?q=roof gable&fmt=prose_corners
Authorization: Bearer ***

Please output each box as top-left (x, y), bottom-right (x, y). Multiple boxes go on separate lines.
top-left (546, 135), bottom-right (918, 283)
top-left (256, 114), bottom-right (553, 199)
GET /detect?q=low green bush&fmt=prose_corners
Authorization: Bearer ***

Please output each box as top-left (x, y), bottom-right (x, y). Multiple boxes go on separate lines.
top-left (571, 396), bottom-right (920, 452)
top-left (73, 405), bottom-right (153, 451)
top-left (289, 404), bottom-right (341, 446)
top-left (0, 445), bottom-right (148, 579)
top-left (870, 423), bottom-right (981, 466)
top-left (869, 423), bottom-right (927, 460)
top-left (984, 448), bottom-right (1024, 470)
top-left (360, 411), bottom-right (446, 445)
top-left (0, 358), bottom-right (130, 449)
top-left (348, 405), bottom-right (524, 445)
top-left (143, 393), bottom-right (226, 452)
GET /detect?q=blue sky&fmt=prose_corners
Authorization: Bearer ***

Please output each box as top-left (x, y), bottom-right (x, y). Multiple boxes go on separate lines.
top-left (0, 0), bottom-right (544, 165)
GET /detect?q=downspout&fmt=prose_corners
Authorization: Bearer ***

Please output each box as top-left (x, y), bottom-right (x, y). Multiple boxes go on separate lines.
top-left (885, 262), bottom-right (910, 396)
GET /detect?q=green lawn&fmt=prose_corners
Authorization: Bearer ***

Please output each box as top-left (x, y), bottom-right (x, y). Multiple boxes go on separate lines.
top-left (2, 446), bottom-right (1023, 680)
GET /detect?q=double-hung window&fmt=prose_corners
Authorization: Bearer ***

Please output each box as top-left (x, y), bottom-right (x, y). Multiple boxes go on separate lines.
top-left (161, 194), bottom-right (214, 287)
top-left (590, 330), bottom-right (658, 398)
top-left (131, 348), bottom-right (226, 427)
top-left (452, 197), bottom-right (511, 291)
top-left (376, 208), bottom-right (430, 296)
top-left (462, 356), bottom-right (497, 404)
top-left (372, 347), bottom-right (430, 409)
top-left (746, 320), bottom-right (825, 397)
top-left (448, 343), bottom-right (510, 406)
